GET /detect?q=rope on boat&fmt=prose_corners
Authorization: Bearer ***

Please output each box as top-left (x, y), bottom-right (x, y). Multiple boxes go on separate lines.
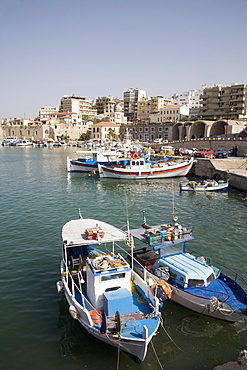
top-left (160, 317), bottom-right (184, 353)
top-left (150, 339), bottom-right (164, 370)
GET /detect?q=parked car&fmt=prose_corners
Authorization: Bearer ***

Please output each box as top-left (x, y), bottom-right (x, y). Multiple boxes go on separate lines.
top-left (214, 147), bottom-right (230, 158)
top-left (181, 148), bottom-right (198, 156)
top-left (174, 147), bottom-right (187, 155)
top-left (194, 148), bottom-right (214, 158)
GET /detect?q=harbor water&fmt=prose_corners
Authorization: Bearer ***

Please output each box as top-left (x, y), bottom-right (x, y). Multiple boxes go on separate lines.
top-left (0, 146), bottom-right (247, 370)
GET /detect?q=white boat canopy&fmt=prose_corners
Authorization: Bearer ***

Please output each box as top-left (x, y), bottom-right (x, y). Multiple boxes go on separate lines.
top-left (62, 218), bottom-right (128, 246)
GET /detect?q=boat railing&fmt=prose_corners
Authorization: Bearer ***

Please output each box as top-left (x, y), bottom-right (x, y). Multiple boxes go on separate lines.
top-left (191, 251), bottom-right (247, 291)
top-left (63, 261), bottom-right (98, 311)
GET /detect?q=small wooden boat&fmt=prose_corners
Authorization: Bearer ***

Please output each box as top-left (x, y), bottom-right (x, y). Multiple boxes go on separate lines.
top-left (57, 215), bottom-right (165, 363)
top-left (98, 157), bottom-right (193, 179)
top-left (129, 212), bottom-right (247, 323)
top-left (180, 179), bottom-right (228, 191)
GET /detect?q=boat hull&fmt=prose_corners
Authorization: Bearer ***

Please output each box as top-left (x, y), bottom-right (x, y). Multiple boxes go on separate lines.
top-left (68, 158), bottom-right (99, 172)
top-left (62, 270), bottom-right (158, 363)
top-left (134, 266), bottom-right (241, 323)
top-left (98, 160), bottom-right (193, 179)
top-left (180, 181), bottom-right (228, 191)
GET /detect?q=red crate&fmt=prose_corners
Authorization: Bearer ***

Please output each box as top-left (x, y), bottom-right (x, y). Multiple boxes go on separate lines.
top-left (86, 227), bottom-right (104, 240)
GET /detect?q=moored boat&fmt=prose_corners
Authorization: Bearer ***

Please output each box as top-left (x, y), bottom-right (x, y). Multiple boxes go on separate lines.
top-left (180, 179), bottom-right (228, 191)
top-left (67, 150), bottom-right (128, 172)
top-left (98, 157), bottom-right (193, 180)
top-left (57, 215), bottom-right (165, 363)
top-left (129, 212), bottom-right (247, 323)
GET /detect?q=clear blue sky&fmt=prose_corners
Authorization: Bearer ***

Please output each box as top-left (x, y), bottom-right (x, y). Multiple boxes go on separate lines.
top-left (0, 0), bottom-right (246, 118)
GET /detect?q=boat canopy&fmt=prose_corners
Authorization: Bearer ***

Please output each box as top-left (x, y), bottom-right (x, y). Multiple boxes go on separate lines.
top-left (62, 218), bottom-right (128, 247)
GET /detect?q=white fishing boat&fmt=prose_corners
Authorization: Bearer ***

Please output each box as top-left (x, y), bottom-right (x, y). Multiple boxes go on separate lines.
top-left (180, 179), bottom-right (228, 191)
top-left (57, 215), bottom-right (165, 363)
top-left (15, 140), bottom-right (33, 147)
top-left (98, 157), bottom-right (193, 179)
top-left (129, 212), bottom-right (247, 323)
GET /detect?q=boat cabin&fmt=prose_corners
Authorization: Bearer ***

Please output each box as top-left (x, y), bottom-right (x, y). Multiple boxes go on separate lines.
top-left (153, 253), bottom-right (216, 288)
top-left (86, 254), bottom-right (133, 313)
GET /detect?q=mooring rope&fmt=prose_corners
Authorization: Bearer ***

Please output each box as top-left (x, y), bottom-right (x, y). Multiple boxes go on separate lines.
top-left (116, 342), bottom-right (121, 370)
top-left (151, 339), bottom-right (164, 370)
top-left (160, 317), bottom-right (184, 353)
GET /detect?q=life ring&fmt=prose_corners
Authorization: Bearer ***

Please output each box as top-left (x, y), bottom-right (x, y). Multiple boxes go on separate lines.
top-left (151, 280), bottom-right (172, 299)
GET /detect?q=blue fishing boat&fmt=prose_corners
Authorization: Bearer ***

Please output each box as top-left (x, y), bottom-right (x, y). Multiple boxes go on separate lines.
top-left (57, 215), bottom-right (165, 363)
top-left (67, 150), bottom-right (128, 172)
top-left (129, 212), bottom-right (247, 323)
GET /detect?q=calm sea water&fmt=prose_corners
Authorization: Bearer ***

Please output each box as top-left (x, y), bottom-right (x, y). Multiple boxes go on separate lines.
top-left (0, 146), bottom-right (247, 370)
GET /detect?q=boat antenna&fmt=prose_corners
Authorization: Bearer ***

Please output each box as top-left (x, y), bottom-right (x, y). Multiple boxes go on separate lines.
top-left (78, 208), bottom-right (83, 219)
top-left (125, 193), bottom-right (134, 269)
top-left (142, 210), bottom-right (147, 226)
top-left (172, 181), bottom-right (178, 223)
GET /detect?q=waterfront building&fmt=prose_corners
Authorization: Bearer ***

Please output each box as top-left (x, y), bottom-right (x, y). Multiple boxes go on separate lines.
top-left (123, 87), bottom-right (146, 122)
top-left (91, 121), bottom-right (121, 141)
top-left (200, 83), bottom-right (247, 119)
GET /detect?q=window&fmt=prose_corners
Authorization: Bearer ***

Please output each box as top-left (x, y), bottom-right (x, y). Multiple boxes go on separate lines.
top-left (207, 273), bottom-right (215, 285)
top-left (188, 279), bottom-right (205, 287)
top-left (101, 273), bottom-right (125, 281)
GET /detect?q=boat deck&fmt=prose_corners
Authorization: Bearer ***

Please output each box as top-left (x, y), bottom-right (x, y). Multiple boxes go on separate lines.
top-left (130, 226), bottom-right (194, 251)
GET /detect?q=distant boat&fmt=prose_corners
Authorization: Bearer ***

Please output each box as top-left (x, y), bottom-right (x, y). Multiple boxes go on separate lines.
top-left (180, 179), bottom-right (228, 191)
top-left (57, 216), bottom-right (165, 363)
top-left (15, 140), bottom-right (33, 147)
top-left (98, 158), bottom-right (193, 180)
top-left (1, 137), bottom-right (17, 146)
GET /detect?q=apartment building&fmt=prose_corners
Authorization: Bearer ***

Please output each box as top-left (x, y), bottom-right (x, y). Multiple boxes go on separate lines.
top-left (137, 96), bottom-right (170, 121)
top-left (95, 96), bottom-right (116, 115)
top-left (123, 87), bottom-right (146, 122)
top-left (59, 95), bottom-right (97, 118)
top-left (39, 106), bottom-right (59, 119)
top-left (200, 83), bottom-right (247, 119)
top-left (172, 88), bottom-right (203, 118)
top-left (150, 105), bottom-right (189, 123)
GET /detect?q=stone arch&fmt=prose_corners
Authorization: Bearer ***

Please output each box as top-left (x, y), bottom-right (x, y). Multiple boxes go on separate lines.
top-left (210, 120), bottom-right (227, 137)
top-left (189, 121), bottom-right (206, 139)
top-left (171, 122), bottom-right (181, 141)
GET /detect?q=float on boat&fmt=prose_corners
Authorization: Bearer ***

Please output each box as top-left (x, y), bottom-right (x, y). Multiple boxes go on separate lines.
top-left (57, 216), bottom-right (166, 363)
